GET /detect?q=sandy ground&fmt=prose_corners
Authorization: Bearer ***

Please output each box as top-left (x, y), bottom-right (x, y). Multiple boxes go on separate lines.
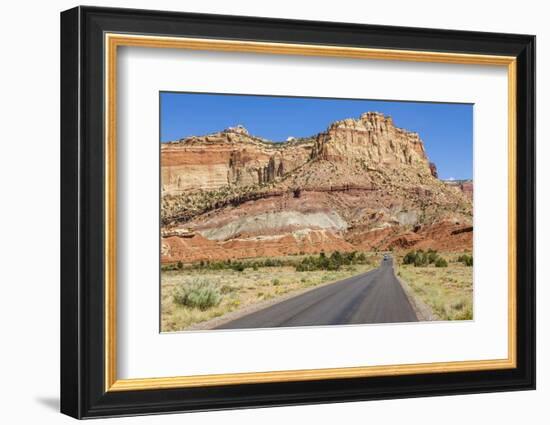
top-left (161, 262), bottom-right (375, 332)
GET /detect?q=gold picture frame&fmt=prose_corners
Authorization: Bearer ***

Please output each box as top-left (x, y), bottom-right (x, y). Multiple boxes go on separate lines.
top-left (104, 33), bottom-right (517, 392)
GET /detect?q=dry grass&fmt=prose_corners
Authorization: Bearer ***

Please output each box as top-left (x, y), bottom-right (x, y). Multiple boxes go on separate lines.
top-left (161, 258), bottom-right (376, 332)
top-left (396, 252), bottom-right (473, 321)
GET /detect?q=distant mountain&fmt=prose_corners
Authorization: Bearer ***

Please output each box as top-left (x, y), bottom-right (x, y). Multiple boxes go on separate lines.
top-left (161, 112), bottom-right (473, 263)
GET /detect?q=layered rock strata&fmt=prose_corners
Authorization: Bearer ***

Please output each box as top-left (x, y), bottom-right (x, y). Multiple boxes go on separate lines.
top-left (161, 113), bottom-right (473, 263)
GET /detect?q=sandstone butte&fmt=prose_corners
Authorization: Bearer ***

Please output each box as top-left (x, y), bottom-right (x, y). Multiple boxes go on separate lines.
top-left (160, 112), bottom-right (473, 264)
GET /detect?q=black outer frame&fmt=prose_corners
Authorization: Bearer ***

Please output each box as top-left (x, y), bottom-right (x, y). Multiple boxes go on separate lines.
top-left (60, 5), bottom-right (536, 419)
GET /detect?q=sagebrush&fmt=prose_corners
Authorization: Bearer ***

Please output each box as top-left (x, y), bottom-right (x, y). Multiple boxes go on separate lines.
top-left (173, 279), bottom-right (222, 310)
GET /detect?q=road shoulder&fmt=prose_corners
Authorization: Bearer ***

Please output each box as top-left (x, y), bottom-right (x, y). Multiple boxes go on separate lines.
top-left (394, 268), bottom-right (439, 321)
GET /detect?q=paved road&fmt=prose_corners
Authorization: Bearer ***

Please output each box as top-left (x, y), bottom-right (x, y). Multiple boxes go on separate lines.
top-left (216, 257), bottom-right (418, 330)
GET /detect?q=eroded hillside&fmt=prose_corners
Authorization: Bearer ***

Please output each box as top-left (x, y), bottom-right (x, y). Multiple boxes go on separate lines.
top-left (161, 112), bottom-right (473, 263)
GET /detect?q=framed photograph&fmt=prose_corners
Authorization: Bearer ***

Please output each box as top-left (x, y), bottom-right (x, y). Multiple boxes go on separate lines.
top-left (60, 6), bottom-right (535, 419)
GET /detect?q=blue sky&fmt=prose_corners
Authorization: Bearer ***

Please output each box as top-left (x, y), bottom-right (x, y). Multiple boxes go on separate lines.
top-left (160, 92), bottom-right (473, 180)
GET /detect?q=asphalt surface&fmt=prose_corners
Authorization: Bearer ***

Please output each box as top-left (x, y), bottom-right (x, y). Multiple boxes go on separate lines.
top-left (216, 257), bottom-right (418, 330)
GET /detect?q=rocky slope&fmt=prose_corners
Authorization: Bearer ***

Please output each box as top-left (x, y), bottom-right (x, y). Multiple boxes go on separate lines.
top-left (162, 125), bottom-right (314, 194)
top-left (443, 179), bottom-right (474, 200)
top-left (161, 113), bottom-right (473, 263)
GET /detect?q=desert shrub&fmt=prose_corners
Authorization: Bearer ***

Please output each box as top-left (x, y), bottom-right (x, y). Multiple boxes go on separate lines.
top-left (340, 251), bottom-right (350, 264)
top-left (272, 278), bottom-right (280, 286)
top-left (296, 255), bottom-right (323, 271)
top-left (458, 254), bottom-right (473, 266)
top-left (435, 257), bottom-right (448, 268)
top-left (356, 252), bottom-right (368, 264)
top-left (173, 279), bottom-right (222, 310)
top-left (176, 261), bottom-right (184, 270)
top-left (295, 263), bottom-right (308, 272)
top-left (403, 251), bottom-right (417, 265)
top-left (295, 264), bottom-right (306, 272)
top-left (426, 249), bottom-right (439, 264)
top-left (230, 262), bottom-right (245, 272)
top-left (327, 259), bottom-right (341, 271)
top-left (161, 263), bottom-right (178, 271)
top-left (328, 251), bottom-right (343, 270)
top-left (210, 261), bottom-right (226, 270)
top-left (189, 256), bottom-right (295, 272)
top-left (318, 254), bottom-right (330, 270)
top-left (262, 258), bottom-right (283, 267)
top-left (452, 300), bottom-right (465, 311)
top-left (330, 251), bottom-right (347, 264)
top-left (310, 254), bottom-right (327, 271)
top-left (296, 255), bottom-right (315, 272)
top-left (404, 249), bottom-right (445, 267)
top-left (295, 251), bottom-right (368, 271)
top-left (414, 252), bottom-right (428, 267)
